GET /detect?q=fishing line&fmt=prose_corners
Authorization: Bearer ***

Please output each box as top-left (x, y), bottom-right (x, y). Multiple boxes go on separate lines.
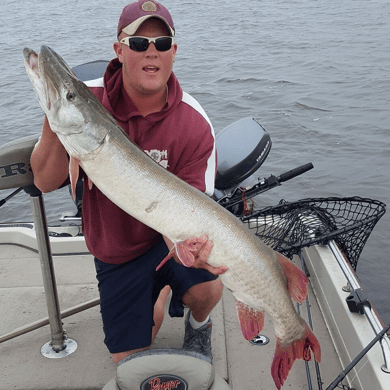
top-left (346, 358), bottom-right (369, 384)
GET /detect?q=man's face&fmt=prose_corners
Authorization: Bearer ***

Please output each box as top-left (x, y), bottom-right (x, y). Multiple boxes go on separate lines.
top-left (114, 18), bottom-right (177, 100)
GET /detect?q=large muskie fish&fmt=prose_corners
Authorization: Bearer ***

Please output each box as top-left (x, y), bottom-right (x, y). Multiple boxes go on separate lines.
top-left (24, 46), bottom-right (320, 389)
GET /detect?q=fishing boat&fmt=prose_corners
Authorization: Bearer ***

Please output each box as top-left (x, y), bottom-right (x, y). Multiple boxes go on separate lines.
top-left (0, 62), bottom-right (389, 390)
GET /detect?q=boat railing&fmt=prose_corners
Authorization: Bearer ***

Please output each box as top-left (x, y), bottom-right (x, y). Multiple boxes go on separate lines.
top-left (328, 240), bottom-right (390, 373)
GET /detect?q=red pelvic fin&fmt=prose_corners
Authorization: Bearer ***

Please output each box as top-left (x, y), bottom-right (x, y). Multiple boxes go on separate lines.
top-left (156, 246), bottom-right (175, 271)
top-left (156, 236), bottom-right (210, 271)
top-left (175, 239), bottom-right (198, 267)
top-left (271, 322), bottom-right (321, 389)
top-left (156, 240), bottom-right (196, 271)
top-left (277, 253), bottom-right (308, 303)
top-left (69, 157), bottom-right (80, 201)
top-left (234, 299), bottom-right (265, 341)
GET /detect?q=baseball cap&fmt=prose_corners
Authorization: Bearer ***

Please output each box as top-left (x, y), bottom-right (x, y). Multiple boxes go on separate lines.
top-left (117, 1), bottom-right (175, 38)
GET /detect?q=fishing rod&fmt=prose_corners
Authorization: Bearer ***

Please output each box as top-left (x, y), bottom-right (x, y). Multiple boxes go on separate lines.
top-left (0, 187), bottom-right (23, 207)
top-left (217, 162), bottom-right (314, 212)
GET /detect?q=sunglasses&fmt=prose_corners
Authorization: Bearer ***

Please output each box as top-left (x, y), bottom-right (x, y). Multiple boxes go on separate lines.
top-left (120, 36), bottom-right (174, 52)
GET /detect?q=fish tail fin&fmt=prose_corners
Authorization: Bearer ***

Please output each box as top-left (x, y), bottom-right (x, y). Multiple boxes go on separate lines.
top-left (271, 321), bottom-right (321, 389)
top-left (234, 298), bottom-right (265, 340)
top-left (277, 253), bottom-right (308, 303)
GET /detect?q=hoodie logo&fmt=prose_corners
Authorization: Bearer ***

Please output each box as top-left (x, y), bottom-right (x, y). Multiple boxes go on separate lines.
top-left (145, 149), bottom-right (168, 169)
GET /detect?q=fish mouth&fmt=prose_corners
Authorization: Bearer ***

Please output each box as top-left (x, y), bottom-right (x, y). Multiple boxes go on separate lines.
top-left (25, 49), bottom-right (40, 78)
top-left (23, 47), bottom-right (53, 111)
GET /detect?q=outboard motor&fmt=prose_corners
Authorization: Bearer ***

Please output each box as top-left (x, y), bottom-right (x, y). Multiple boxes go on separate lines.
top-left (213, 117), bottom-right (272, 216)
top-left (215, 117), bottom-right (271, 192)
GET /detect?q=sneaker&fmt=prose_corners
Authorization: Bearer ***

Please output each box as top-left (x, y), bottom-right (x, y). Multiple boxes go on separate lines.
top-left (182, 311), bottom-right (213, 362)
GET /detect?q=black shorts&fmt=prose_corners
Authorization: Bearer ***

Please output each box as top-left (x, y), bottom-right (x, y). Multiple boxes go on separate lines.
top-left (94, 236), bottom-right (218, 353)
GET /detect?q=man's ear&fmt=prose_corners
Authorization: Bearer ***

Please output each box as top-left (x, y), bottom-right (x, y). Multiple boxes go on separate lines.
top-left (113, 41), bottom-right (124, 63)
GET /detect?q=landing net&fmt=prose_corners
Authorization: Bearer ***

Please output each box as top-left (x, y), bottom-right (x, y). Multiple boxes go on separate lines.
top-left (241, 197), bottom-right (386, 270)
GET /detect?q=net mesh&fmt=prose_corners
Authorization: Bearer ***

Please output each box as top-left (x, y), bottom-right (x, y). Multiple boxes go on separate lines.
top-left (241, 197), bottom-right (386, 270)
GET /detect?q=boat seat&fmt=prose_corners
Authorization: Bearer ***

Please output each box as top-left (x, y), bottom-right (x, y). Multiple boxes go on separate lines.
top-left (0, 135), bottom-right (39, 190)
top-left (102, 348), bottom-right (232, 390)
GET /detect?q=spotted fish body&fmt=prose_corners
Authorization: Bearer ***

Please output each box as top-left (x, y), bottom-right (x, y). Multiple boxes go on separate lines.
top-left (24, 45), bottom-right (320, 389)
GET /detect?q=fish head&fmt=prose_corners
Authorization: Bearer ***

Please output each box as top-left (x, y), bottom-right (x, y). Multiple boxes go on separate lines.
top-left (23, 46), bottom-right (114, 158)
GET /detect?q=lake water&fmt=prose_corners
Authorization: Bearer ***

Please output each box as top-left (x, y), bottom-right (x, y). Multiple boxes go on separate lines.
top-left (0, 0), bottom-right (389, 324)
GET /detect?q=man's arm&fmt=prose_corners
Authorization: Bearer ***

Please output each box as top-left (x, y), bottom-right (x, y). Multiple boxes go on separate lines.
top-left (30, 116), bottom-right (69, 193)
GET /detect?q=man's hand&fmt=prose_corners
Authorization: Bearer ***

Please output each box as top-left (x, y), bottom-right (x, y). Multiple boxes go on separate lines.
top-left (161, 235), bottom-right (228, 275)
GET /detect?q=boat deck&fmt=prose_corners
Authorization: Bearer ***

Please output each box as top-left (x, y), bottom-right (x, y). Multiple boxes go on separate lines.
top-left (0, 243), bottom-right (343, 390)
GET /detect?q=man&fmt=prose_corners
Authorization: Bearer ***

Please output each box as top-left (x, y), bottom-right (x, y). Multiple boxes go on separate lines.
top-left (30, 0), bottom-right (227, 364)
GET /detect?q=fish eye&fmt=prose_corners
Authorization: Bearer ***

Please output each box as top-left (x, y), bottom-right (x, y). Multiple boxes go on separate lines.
top-left (67, 91), bottom-right (76, 101)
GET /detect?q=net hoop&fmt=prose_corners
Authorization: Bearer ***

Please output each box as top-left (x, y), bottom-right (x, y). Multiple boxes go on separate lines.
top-left (242, 197), bottom-right (386, 269)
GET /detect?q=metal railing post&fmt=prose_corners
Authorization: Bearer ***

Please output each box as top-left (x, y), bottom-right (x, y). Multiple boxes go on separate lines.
top-left (28, 189), bottom-right (77, 358)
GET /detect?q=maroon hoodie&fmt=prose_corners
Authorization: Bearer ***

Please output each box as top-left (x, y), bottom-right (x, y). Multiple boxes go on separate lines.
top-left (82, 58), bottom-right (216, 264)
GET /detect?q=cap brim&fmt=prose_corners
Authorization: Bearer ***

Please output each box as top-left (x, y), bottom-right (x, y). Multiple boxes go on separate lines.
top-left (120, 15), bottom-right (175, 37)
